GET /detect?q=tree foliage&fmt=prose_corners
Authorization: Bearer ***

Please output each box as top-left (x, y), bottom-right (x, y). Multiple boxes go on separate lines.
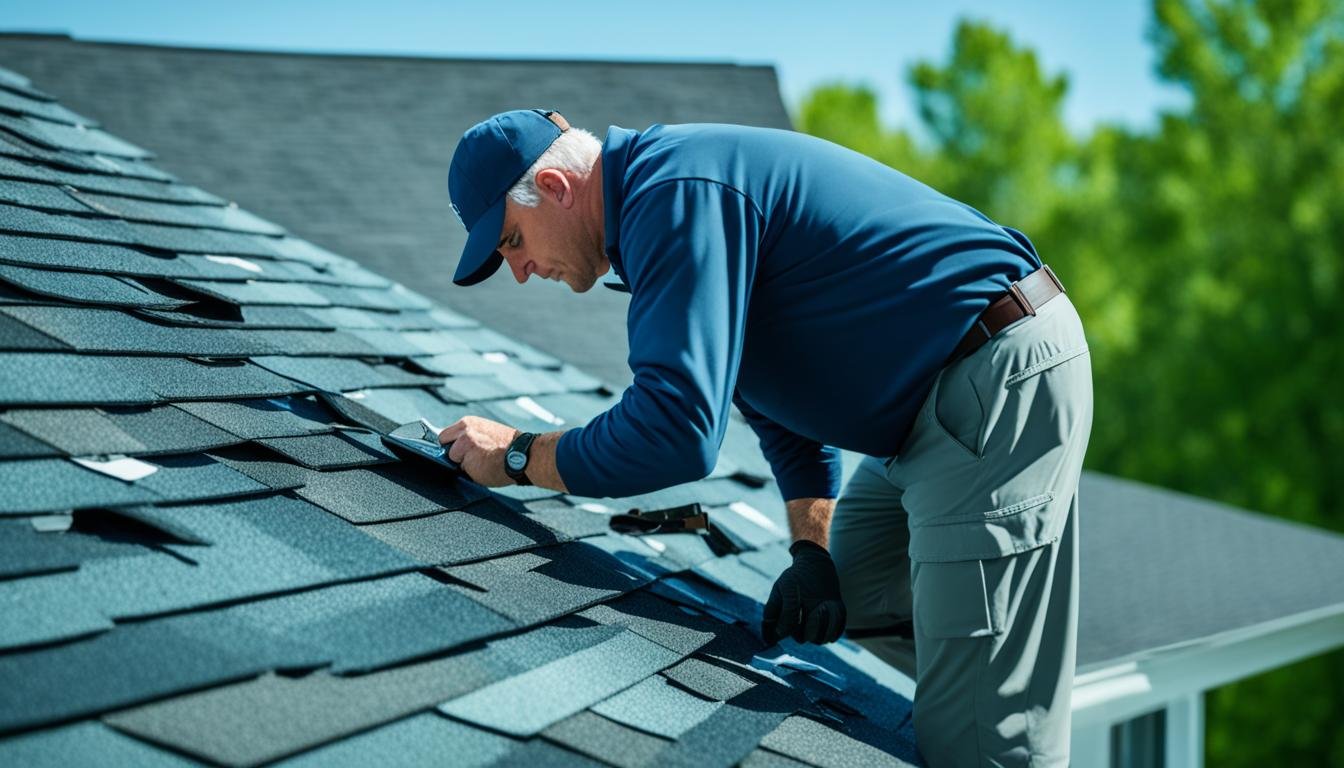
top-left (797, 2), bottom-right (1344, 763)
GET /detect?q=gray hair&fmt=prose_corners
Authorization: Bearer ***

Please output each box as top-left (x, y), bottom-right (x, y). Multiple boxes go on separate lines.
top-left (506, 127), bottom-right (602, 207)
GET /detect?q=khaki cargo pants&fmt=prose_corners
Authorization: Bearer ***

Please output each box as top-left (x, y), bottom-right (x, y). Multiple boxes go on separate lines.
top-left (830, 292), bottom-right (1093, 767)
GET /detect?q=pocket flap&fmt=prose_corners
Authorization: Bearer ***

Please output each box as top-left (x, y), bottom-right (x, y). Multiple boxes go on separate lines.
top-left (909, 493), bottom-right (1058, 563)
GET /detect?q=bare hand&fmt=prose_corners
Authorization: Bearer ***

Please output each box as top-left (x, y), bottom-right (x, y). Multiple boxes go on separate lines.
top-left (438, 415), bottom-right (521, 487)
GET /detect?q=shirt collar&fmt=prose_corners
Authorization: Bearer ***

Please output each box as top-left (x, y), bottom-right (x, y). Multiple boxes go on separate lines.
top-left (601, 125), bottom-right (639, 287)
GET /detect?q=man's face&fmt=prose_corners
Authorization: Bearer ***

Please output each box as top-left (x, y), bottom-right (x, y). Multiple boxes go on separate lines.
top-left (496, 181), bottom-right (605, 292)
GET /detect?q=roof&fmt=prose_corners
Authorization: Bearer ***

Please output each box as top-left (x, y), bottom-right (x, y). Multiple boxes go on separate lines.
top-left (0, 61), bottom-right (922, 766)
top-left (1074, 471), bottom-right (1344, 671)
top-left (0, 32), bottom-right (795, 390)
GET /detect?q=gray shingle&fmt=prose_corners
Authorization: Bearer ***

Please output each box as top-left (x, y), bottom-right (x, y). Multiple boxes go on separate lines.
top-left (173, 397), bottom-right (336, 440)
top-left (0, 721), bottom-right (195, 768)
top-left (0, 309), bottom-right (65, 349)
top-left (440, 629), bottom-right (683, 737)
top-left (333, 386), bottom-right (465, 427)
top-left (79, 494), bottom-right (420, 619)
top-left (0, 200), bottom-right (136, 243)
top-left (0, 262), bottom-right (192, 308)
top-left (0, 305), bottom-right (282, 356)
top-left (0, 407), bottom-right (147, 455)
top-left (103, 621), bottom-right (623, 766)
top-left (0, 86), bottom-right (95, 126)
top-left (255, 429), bottom-right (396, 470)
top-left (0, 419), bottom-right (58, 457)
top-left (520, 498), bottom-right (614, 539)
top-left (647, 684), bottom-right (798, 768)
top-left (759, 715), bottom-right (916, 768)
top-left (138, 305), bottom-right (337, 330)
top-left (100, 404), bottom-right (241, 455)
top-left (0, 113), bottom-right (151, 158)
top-left (0, 232), bottom-right (210, 279)
top-left (0, 458), bottom-right (159, 514)
top-left (541, 711), bottom-right (670, 768)
top-left (576, 591), bottom-right (718, 657)
top-left (438, 543), bottom-right (644, 626)
top-left (0, 177), bottom-right (96, 213)
top-left (275, 714), bottom-right (518, 768)
top-left (226, 572), bottom-right (517, 674)
top-left (251, 355), bottom-right (396, 392)
top-left (661, 657), bottom-right (757, 702)
top-left (0, 572), bottom-right (113, 650)
top-left (0, 153), bottom-right (221, 204)
top-left (285, 463), bottom-right (489, 524)
top-left (132, 453), bottom-right (271, 504)
top-left (362, 498), bottom-right (568, 564)
top-left (121, 357), bottom-right (312, 400)
top-left (68, 189), bottom-right (285, 235)
top-left (0, 608), bottom-right (327, 733)
top-left (173, 278), bottom-right (330, 307)
top-left (590, 674), bottom-right (724, 739)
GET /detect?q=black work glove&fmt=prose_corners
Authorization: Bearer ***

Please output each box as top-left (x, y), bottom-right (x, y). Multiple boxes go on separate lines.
top-left (761, 540), bottom-right (847, 644)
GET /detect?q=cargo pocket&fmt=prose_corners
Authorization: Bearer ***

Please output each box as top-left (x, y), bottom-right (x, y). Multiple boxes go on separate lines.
top-left (908, 493), bottom-right (1056, 563)
top-left (912, 557), bottom-right (1005, 639)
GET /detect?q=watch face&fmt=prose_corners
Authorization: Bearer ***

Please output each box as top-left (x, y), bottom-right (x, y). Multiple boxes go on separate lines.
top-left (506, 451), bottom-right (526, 471)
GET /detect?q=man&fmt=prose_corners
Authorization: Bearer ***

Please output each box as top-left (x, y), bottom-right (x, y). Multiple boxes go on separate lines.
top-left (440, 108), bottom-right (1092, 767)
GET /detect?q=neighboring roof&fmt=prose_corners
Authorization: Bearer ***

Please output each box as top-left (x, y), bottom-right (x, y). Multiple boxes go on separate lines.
top-left (0, 32), bottom-right (795, 390)
top-left (1075, 471), bottom-right (1344, 671)
top-left (0, 62), bottom-right (921, 766)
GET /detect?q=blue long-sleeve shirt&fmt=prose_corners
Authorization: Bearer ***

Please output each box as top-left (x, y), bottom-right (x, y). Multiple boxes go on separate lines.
top-left (555, 123), bottom-right (1040, 501)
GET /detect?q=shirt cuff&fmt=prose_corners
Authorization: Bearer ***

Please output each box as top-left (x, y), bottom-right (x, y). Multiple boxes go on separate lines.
top-left (775, 446), bottom-right (844, 501)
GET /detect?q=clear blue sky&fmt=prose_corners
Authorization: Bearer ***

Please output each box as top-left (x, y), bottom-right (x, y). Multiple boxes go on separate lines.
top-left (3, 0), bottom-right (1186, 134)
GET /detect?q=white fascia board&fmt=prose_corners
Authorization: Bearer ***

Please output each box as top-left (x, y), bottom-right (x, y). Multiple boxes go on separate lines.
top-left (1071, 603), bottom-right (1344, 729)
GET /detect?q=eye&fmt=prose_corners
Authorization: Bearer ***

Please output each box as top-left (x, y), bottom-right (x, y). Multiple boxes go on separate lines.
top-left (509, 232), bottom-right (521, 249)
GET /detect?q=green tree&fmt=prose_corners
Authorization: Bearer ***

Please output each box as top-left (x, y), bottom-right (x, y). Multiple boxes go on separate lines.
top-left (797, 3), bottom-right (1344, 763)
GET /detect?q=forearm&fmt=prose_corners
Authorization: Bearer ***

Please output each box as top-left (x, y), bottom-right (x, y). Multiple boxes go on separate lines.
top-left (785, 497), bottom-right (836, 550)
top-left (521, 430), bottom-right (570, 493)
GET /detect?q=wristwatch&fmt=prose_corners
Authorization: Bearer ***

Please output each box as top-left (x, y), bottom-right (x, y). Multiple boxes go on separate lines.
top-left (504, 431), bottom-right (537, 486)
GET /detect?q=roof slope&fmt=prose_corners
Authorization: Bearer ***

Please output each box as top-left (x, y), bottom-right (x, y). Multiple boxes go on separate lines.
top-left (0, 32), bottom-right (795, 389)
top-left (0, 63), bottom-right (921, 766)
top-left (1075, 472), bottom-right (1344, 671)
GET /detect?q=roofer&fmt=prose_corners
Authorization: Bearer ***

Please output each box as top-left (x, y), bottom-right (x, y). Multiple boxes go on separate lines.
top-left (440, 109), bottom-right (1092, 768)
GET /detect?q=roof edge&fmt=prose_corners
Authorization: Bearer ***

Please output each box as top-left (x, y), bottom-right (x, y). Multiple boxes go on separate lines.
top-left (0, 30), bottom-right (780, 72)
top-left (1071, 604), bottom-right (1344, 727)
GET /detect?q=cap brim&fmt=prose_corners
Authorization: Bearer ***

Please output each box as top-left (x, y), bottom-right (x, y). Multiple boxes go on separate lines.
top-left (453, 196), bottom-right (506, 287)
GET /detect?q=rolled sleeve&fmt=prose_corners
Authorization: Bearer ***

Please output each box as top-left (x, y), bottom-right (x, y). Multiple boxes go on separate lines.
top-left (555, 180), bottom-right (760, 498)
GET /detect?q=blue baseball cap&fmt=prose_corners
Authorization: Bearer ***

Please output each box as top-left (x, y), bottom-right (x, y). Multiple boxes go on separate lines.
top-left (447, 108), bottom-right (570, 286)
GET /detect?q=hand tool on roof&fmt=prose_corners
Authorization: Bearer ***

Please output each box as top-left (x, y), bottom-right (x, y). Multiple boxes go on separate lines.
top-left (379, 418), bottom-right (462, 473)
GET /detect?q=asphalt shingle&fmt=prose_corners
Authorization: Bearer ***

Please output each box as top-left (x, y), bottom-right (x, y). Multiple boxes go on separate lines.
top-left (439, 628), bottom-right (683, 737)
top-left (103, 620), bottom-right (623, 766)
top-left (0, 261), bottom-right (191, 308)
top-left (0, 609), bottom-right (327, 733)
top-left (542, 711), bottom-right (670, 768)
top-left (173, 397), bottom-right (336, 439)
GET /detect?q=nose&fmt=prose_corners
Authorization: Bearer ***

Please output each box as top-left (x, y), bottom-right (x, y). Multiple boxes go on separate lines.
top-left (506, 253), bottom-right (529, 284)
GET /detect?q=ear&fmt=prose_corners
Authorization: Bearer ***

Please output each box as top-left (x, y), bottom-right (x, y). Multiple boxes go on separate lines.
top-left (534, 169), bottom-right (573, 208)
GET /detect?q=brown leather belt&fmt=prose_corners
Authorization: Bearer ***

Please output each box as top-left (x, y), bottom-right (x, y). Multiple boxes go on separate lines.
top-left (948, 264), bottom-right (1065, 364)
